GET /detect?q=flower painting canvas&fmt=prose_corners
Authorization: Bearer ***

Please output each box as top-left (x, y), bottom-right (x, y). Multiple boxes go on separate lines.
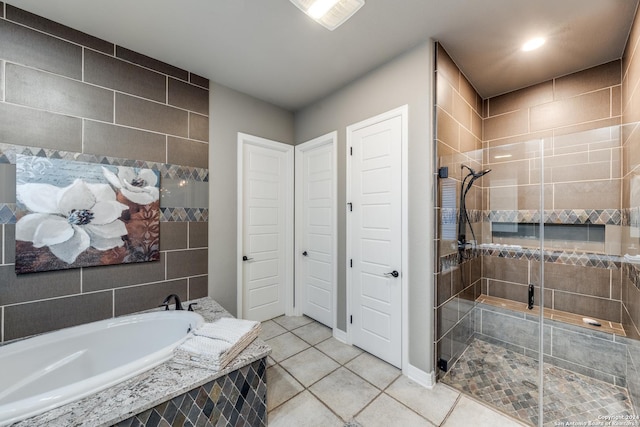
top-left (15, 155), bottom-right (161, 274)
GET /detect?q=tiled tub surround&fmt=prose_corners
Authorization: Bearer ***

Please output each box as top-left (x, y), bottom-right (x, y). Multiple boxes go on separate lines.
top-left (13, 297), bottom-right (270, 427)
top-left (0, 3), bottom-right (210, 343)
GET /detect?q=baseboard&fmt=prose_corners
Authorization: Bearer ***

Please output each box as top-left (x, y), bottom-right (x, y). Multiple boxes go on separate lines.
top-left (333, 328), bottom-right (347, 343)
top-left (406, 364), bottom-right (436, 389)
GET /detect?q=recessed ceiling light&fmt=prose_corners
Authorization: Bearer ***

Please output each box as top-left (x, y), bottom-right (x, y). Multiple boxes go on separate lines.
top-left (290, 0), bottom-right (365, 31)
top-left (522, 37), bottom-right (545, 52)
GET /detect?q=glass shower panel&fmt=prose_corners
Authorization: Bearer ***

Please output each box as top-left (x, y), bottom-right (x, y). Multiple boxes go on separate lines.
top-left (435, 137), bottom-right (545, 426)
top-left (539, 124), bottom-right (640, 427)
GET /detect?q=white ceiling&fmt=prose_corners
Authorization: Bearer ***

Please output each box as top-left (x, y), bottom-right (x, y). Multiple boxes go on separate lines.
top-left (6, 0), bottom-right (639, 111)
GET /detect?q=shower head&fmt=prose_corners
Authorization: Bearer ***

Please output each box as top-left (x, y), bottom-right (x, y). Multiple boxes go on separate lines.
top-left (461, 164), bottom-right (491, 178)
top-left (474, 169), bottom-right (491, 178)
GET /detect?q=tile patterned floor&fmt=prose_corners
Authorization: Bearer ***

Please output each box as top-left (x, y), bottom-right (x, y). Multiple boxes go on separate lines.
top-left (442, 338), bottom-right (637, 427)
top-left (263, 316), bottom-right (525, 427)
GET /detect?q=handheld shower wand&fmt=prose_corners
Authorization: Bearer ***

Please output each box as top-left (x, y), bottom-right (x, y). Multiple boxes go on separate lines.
top-left (458, 164), bottom-right (491, 260)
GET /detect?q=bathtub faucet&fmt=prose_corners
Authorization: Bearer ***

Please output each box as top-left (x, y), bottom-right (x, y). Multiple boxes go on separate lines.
top-left (160, 294), bottom-right (184, 310)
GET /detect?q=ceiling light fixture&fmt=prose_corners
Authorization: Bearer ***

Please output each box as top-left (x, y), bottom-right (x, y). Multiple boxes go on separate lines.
top-left (290, 0), bottom-right (365, 31)
top-left (521, 37), bottom-right (545, 52)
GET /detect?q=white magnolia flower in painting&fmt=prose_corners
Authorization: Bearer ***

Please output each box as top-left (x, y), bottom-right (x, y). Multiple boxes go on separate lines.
top-left (102, 167), bottom-right (159, 205)
top-left (16, 179), bottom-right (129, 264)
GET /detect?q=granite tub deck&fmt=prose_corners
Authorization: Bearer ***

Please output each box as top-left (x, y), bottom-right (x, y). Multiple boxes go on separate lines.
top-left (13, 297), bottom-right (271, 427)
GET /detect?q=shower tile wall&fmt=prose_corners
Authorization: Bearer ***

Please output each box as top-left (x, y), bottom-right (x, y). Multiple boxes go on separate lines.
top-left (434, 43), bottom-right (483, 370)
top-left (0, 3), bottom-right (209, 342)
top-left (622, 3), bottom-right (640, 416)
top-left (482, 60), bottom-right (623, 321)
top-left (622, 0), bottom-right (640, 342)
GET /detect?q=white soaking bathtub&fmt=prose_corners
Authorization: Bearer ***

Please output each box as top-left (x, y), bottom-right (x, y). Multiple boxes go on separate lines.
top-left (0, 310), bottom-right (204, 426)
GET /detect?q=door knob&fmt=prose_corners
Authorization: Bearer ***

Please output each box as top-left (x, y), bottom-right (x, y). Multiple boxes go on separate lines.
top-left (242, 255), bottom-right (253, 261)
top-left (302, 251), bottom-right (308, 256)
top-left (384, 270), bottom-right (399, 278)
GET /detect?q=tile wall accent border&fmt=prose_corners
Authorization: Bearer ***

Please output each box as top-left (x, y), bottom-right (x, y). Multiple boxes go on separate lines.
top-left (624, 263), bottom-right (640, 292)
top-left (0, 203), bottom-right (16, 223)
top-left (486, 209), bottom-right (622, 226)
top-left (480, 246), bottom-right (622, 269)
top-left (161, 207), bottom-right (209, 222)
top-left (0, 143), bottom-right (209, 224)
top-left (0, 143), bottom-right (209, 182)
top-left (440, 247), bottom-right (636, 281)
top-left (439, 249), bottom-right (481, 273)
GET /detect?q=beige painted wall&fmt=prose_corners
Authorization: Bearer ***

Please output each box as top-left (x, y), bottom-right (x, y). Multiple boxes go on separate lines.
top-left (295, 40), bottom-right (434, 373)
top-left (208, 83), bottom-right (294, 316)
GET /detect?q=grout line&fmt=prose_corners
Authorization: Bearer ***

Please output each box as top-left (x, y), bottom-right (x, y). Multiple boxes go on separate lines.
top-left (439, 394), bottom-right (462, 426)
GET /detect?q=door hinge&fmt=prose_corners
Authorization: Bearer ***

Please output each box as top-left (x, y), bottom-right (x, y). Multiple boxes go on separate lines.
top-left (350, 315), bottom-right (353, 324)
top-left (347, 202), bottom-right (352, 212)
top-left (350, 147), bottom-right (353, 156)
top-left (350, 259), bottom-right (353, 268)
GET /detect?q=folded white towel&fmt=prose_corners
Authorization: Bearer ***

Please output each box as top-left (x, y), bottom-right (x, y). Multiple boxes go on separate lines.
top-left (174, 318), bottom-right (261, 371)
top-left (194, 318), bottom-right (259, 343)
top-left (180, 335), bottom-right (231, 358)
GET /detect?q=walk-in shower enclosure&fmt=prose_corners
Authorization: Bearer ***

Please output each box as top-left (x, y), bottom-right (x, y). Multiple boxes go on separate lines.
top-left (433, 40), bottom-right (640, 427)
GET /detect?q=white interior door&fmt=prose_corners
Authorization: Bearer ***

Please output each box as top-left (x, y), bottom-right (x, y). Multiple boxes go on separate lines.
top-left (348, 110), bottom-right (404, 368)
top-left (238, 133), bottom-right (293, 322)
top-left (295, 132), bottom-right (337, 328)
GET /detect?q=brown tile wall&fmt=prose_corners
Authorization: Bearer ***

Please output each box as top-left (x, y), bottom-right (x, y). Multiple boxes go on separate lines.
top-left (484, 60), bottom-right (622, 214)
top-left (434, 43), bottom-right (483, 367)
top-left (435, 43), bottom-right (634, 364)
top-left (622, 4), bottom-right (640, 340)
top-left (0, 3), bottom-right (209, 342)
top-left (481, 59), bottom-right (624, 323)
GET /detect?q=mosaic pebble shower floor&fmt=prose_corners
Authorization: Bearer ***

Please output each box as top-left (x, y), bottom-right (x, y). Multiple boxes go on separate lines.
top-left (441, 339), bottom-right (636, 427)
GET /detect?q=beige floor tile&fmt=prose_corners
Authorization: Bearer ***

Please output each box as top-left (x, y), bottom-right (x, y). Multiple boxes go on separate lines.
top-left (310, 367), bottom-right (380, 421)
top-left (272, 315), bottom-right (314, 330)
top-left (268, 390), bottom-right (343, 427)
top-left (442, 396), bottom-right (527, 427)
top-left (355, 394), bottom-right (436, 427)
top-left (266, 332), bottom-right (310, 362)
top-left (267, 365), bottom-right (304, 411)
top-left (267, 356), bottom-right (276, 367)
top-left (260, 319), bottom-right (287, 340)
top-left (345, 352), bottom-right (401, 390)
top-left (280, 347), bottom-right (340, 387)
top-left (386, 377), bottom-right (459, 425)
top-left (316, 337), bottom-right (363, 365)
top-left (291, 321), bottom-right (333, 345)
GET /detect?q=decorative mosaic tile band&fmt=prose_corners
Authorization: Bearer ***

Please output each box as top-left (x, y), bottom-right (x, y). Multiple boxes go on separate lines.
top-left (115, 358), bottom-right (267, 427)
top-left (161, 207), bottom-right (209, 222)
top-left (442, 208), bottom-right (483, 224)
top-left (624, 262), bottom-right (640, 292)
top-left (486, 209), bottom-right (622, 226)
top-left (623, 207), bottom-right (640, 227)
top-left (0, 204), bottom-right (209, 224)
top-left (481, 246), bottom-right (622, 269)
top-left (0, 143), bottom-right (209, 182)
top-left (0, 203), bottom-right (16, 224)
top-left (439, 248), bottom-right (481, 272)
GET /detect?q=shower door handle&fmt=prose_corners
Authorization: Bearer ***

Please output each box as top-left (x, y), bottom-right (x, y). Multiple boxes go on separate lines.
top-left (384, 270), bottom-right (399, 278)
